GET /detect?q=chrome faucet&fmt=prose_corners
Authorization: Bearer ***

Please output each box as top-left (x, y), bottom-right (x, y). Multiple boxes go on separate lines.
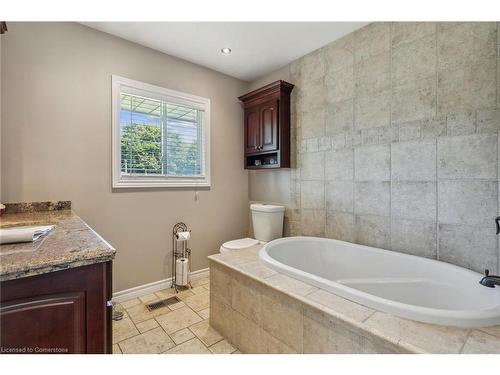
top-left (479, 269), bottom-right (500, 288)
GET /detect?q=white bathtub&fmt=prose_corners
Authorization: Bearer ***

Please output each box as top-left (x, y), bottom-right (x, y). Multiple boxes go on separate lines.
top-left (259, 236), bottom-right (500, 328)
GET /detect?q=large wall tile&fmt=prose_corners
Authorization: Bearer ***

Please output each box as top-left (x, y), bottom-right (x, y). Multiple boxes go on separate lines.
top-left (355, 52), bottom-right (390, 94)
top-left (325, 148), bottom-right (354, 181)
top-left (354, 215), bottom-right (391, 249)
top-left (301, 209), bottom-right (326, 237)
top-left (420, 117), bottom-right (447, 139)
top-left (438, 180), bottom-right (497, 226)
top-left (498, 62), bottom-right (500, 109)
top-left (437, 22), bottom-right (496, 72)
top-left (392, 181), bottom-right (437, 221)
top-left (392, 34), bottom-right (436, 86)
top-left (261, 287), bottom-right (303, 353)
top-left (299, 78), bottom-right (326, 112)
top-left (354, 88), bottom-right (391, 130)
top-left (330, 133), bottom-right (346, 150)
top-left (391, 22), bottom-right (436, 48)
top-left (326, 211), bottom-right (355, 242)
top-left (391, 219), bottom-right (437, 259)
top-left (301, 48), bottom-right (326, 81)
top-left (377, 125), bottom-right (399, 144)
top-left (326, 181), bottom-right (353, 212)
top-left (301, 180), bottom-right (325, 209)
top-left (354, 144), bottom-right (390, 181)
top-left (301, 152), bottom-right (324, 180)
top-left (302, 315), bottom-right (334, 354)
top-left (392, 76), bottom-right (437, 123)
top-left (300, 109), bottom-right (325, 139)
top-left (398, 120), bottom-right (421, 141)
top-left (325, 99), bottom-right (353, 135)
top-left (437, 57), bottom-right (496, 114)
top-left (437, 134), bottom-right (498, 179)
top-left (477, 109), bottom-right (500, 134)
top-left (263, 22), bottom-right (499, 274)
top-left (209, 294), bottom-right (234, 344)
top-left (231, 310), bottom-right (262, 354)
top-left (231, 273), bottom-right (262, 324)
top-left (355, 181), bottom-right (390, 216)
top-left (210, 263), bottom-right (233, 306)
top-left (354, 22), bottom-right (391, 63)
top-left (260, 330), bottom-right (297, 354)
top-left (303, 310), bottom-right (401, 353)
top-left (439, 224), bottom-right (498, 273)
top-left (324, 33), bottom-right (354, 73)
top-left (326, 65), bottom-right (354, 103)
top-left (391, 139), bottom-right (437, 181)
top-left (446, 112), bottom-right (476, 136)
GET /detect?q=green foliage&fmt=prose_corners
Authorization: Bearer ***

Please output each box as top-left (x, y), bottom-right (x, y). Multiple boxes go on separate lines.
top-left (166, 132), bottom-right (200, 176)
top-left (121, 124), bottom-right (200, 176)
top-left (121, 124), bottom-right (161, 174)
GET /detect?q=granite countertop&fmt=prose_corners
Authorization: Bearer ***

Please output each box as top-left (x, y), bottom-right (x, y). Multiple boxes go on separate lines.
top-left (208, 246), bottom-right (500, 354)
top-left (0, 201), bottom-right (116, 281)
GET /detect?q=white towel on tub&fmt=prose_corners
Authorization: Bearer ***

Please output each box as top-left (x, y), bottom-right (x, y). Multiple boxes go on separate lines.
top-left (0, 225), bottom-right (55, 244)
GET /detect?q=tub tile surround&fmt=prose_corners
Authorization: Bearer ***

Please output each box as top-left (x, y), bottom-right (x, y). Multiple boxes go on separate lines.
top-left (270, 21), bottom-right (500, 274)
top-left (208, 246), bottom-right (500, 354)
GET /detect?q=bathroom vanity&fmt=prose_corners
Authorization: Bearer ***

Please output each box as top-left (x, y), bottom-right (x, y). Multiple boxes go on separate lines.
top-left (238, 80), bottom-right (294, 169)
top-left (0, 202), bottom-right (115, 354)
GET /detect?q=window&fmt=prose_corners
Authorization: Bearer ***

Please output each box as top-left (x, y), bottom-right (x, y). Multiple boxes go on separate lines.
top-left (112, 75), bottom-right (210, 188)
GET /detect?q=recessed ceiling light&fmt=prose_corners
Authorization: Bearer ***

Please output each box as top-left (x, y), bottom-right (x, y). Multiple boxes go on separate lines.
top-left (220, 47), bottom-right (232, 55)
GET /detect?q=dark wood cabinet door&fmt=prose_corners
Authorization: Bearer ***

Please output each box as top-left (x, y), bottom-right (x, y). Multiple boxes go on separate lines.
top-left (244, 107), bottom-right (260, 154)
top-left (259, 100), bottom-right (278, 152)
top-left (1, 292), bottom-right (86, 353)
top-left (0, 262), bottom-right (111, 354)
top-left (238, 80), bottom-right (294, 169)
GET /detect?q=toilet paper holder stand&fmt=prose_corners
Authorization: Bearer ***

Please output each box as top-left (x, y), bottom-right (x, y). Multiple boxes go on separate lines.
top-left (171, 222), bottom-right (192, 292)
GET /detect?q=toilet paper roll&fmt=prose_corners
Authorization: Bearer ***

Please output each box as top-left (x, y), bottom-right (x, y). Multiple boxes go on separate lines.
top-left (175, 231), bottom-right (191, 241)
top-left (175, 258), bottom-right (189, 286)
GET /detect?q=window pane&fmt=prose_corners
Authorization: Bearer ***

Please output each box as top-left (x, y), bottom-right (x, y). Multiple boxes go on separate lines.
top-left (119, 93), bottom-right (203, 178)
top-left (120, 93), bottom-right (162, 175)
top-left (165, 103), bottom-right (202, 177)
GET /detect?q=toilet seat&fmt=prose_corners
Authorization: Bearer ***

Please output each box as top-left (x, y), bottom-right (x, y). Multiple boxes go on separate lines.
top-left (220, 237), bottom-right (260, 253)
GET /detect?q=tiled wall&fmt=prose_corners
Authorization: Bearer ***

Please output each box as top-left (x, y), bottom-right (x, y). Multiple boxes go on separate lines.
top-left (281, 22), bottom-right (500, 273)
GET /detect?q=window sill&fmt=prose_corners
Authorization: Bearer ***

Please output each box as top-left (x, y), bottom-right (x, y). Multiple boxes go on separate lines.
top-left (112, 177), bottom-right (211, 189)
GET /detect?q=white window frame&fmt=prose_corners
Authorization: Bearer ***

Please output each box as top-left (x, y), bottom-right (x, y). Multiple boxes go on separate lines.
top-left (112, 75), bottom-right (211, 189)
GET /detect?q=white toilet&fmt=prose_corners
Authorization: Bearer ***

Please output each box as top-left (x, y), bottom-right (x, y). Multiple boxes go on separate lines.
top-left (219, 203), bottom-right (285, 253)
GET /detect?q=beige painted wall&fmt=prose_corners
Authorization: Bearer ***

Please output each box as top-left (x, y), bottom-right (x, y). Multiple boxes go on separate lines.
top-left (1, 22), bottom-right (249, 291)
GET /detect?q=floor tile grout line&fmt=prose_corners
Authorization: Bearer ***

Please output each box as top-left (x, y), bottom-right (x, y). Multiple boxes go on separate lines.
top-left (114, 280), bottom-right (224, 354)
top-left (458, 329), bottom-right (472, 354)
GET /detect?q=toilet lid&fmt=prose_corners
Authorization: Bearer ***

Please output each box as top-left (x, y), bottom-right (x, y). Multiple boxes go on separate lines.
top-left (222, 238), bottom-right (259, 250)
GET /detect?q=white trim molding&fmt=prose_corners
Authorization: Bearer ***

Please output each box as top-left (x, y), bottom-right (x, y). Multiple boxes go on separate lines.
top-left (112, 268), bottom-right (209, 303)
top-left (111, 74), bottom-right (211, 189)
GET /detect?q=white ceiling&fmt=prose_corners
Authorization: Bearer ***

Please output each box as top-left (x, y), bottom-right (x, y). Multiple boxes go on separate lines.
top-left (82, 22), bottom-right (368, 82)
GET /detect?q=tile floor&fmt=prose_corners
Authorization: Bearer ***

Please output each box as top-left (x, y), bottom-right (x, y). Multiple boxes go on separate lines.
top-left (112, 276), bottom-right (240, 354)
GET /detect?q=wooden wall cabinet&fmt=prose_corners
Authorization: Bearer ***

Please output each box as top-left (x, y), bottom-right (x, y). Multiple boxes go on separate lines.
top-left (0, 262), bottom-right (112, 354)
top-left (238, 80), bottom-right (294, 169)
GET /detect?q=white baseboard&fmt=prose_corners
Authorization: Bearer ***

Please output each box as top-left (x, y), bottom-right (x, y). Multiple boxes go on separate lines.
top-left (112, 268), bottom-right (210, 303)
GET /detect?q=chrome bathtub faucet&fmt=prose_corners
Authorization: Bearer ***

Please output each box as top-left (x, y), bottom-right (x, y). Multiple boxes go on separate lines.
top-left (479, 269), bottom-right (500, 288)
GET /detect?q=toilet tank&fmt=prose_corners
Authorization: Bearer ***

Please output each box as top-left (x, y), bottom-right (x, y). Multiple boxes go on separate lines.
top-left (251, 203), bottom-right (285, 242)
